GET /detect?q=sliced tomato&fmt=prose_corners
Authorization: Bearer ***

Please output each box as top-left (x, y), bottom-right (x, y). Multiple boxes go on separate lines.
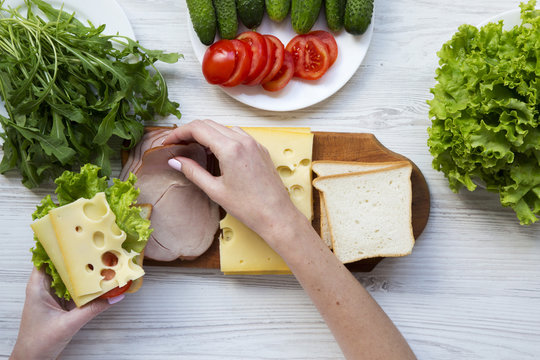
top-left (285, 35), bottom-right (307, 78)
top-left (236, 31), bottom-right (268, 85)
top-left (222, 40), bottom-right (252, 87)
top-left (261, 35), bottom-right (285, 84)
top-left (202, 40), bottom-right (236, 84)
top-left (262, 50), bottom-right (294, 92)
top-left (309, 30), bottom-right (338, 66)
top-left (245, 36), bottom-right (276, 86)
top-left (99, 280), bottom-right (132, 299)
top-left (286, 35), bottom-right (330, 80)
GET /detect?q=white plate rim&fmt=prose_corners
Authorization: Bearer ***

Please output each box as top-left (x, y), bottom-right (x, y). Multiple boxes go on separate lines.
top-left (476, 5), bottom-right (538, 28)
top-left (1, 0), bottom-right (135, 39)
top-left (188, 11), bottom-right (374, 112)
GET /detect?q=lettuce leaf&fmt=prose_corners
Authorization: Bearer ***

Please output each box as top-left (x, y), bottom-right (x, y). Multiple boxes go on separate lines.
top-left (427, 0), bottom-right (540, 224)
top-left (30, 164), bottom-right (151, 299)
top-left (105, 174), bottom-right (152, 253)
top-left (55, 164), bottom-right (108, 205)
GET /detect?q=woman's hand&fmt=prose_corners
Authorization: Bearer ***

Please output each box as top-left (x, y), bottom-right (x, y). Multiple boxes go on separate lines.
top-left (10, 267), bottom-right (115, 360)
top-left (163, 119), bottom-right (305, 244)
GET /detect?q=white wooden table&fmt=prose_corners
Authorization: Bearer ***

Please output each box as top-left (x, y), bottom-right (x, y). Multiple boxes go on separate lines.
top-left (1, 0), bottom-right (539, 359)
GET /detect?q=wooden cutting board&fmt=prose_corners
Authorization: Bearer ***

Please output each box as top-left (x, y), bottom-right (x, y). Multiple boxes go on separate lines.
top-left (124, 128), bottom-right (430, 272)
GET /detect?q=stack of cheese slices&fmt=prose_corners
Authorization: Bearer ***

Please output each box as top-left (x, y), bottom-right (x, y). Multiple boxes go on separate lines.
top-left (312, 161), bottom-right (415, 264)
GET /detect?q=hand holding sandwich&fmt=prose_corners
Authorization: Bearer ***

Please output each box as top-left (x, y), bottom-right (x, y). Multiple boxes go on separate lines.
top-left (10, 267), bottom-right (115, 360)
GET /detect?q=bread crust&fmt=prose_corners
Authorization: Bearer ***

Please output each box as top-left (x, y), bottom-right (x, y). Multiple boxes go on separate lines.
top-left (312, 160), bottom-right (409, 176)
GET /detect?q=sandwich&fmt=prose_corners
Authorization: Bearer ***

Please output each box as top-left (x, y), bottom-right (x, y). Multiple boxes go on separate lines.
top-left (30, 164), bottom-right (152, 307)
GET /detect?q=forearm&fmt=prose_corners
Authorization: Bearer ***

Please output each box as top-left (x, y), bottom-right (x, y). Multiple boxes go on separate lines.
top-left (266, 212), bottom-right (416, 360)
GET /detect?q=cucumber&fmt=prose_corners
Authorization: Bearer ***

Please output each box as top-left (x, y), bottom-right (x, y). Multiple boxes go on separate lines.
top-left (266, 0), bottom-right (291, 22)
top-left (237, 0), bottom-right (265, 29)
top-left (291, 0), bottom-right (322, 34)
top-left (324, 0), bottom-right (346, 31)
top-left (214, 0), bottom-right (238, 39)
top-left (186, 0), bottom-right (217, 45)
top-left (344, 0), bottom-right (373, 35)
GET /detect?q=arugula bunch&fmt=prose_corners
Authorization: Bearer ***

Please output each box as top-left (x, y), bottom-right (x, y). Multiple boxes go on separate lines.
top-left (32, 164), bottom-right (152, 299)
top-left (0, 0), bottom-right (181, 188)
top-left (427, 0), bottom-right (540, 224)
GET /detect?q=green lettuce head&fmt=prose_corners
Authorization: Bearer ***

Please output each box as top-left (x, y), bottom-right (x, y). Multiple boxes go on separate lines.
top-left (427, 0), bottom-right (540, 225)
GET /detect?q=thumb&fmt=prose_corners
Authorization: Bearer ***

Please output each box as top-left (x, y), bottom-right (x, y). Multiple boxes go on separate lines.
top-left (168, 156), bottom-right (219, 197)
top-left (64, 298), bottom-right (112, 331)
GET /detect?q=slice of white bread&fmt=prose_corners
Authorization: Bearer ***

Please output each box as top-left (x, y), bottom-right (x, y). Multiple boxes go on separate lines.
top-left (312, 163), bottom-right (414, 264)
top-left (312, 161), bottom-right (409, 248)
top-left (126, 204), bottom-right (152, 294)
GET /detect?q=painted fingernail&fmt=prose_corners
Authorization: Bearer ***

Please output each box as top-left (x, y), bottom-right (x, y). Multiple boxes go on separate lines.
top-left (168, 158), bottom-right (182, 172)
top-left (107, 294), bottom-right (125, 305)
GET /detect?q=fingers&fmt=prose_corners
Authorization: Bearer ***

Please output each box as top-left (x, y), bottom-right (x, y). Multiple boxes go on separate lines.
top-left (64, 298), bottom-right (112, 331)
top-left (204, 121), bottom-right (249, 141)
top-left (162, 120), bottom-right (230, 156)
top-left (26, 266), bottom-right (48, 298)
top-left (229, 126), bottom-right (250, 137)
top-left (168, 156), bottom-right (221, 198)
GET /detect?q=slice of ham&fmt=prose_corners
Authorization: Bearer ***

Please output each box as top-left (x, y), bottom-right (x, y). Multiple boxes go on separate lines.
top-left (120, 129), bottom-right (171, 181)
top-left (133, 143), bottom-right (219, 261)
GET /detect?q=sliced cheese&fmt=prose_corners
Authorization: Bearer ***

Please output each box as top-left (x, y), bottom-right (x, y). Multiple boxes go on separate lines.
top-left (31, 216), bottom-right (77, 297)
top-left (241, 127), bottom-right (311, 134)
top-left (219, 128), bottom-right (313, 275)
top-left (32, 192), bottom-right (144, 307)
top-left (242, 127), bottom-right (314, 220)
top-left (220, 214), bottom-right (291, 274)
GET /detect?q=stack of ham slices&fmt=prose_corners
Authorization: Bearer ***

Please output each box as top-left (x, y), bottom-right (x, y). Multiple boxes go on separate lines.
top-left (120, 129), bottom-right (220, 261)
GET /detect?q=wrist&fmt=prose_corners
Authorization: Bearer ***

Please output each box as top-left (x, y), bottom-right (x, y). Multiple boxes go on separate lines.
top-left (259, 207), bottom-right (316, 256)
top-left (11, 335), bottom-right (67, 360)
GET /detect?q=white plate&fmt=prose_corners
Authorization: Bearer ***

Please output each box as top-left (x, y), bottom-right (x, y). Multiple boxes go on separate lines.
top-left (0, 0), bottom-right (134, 119)
top-left (477, 7), bottom-right (524, 28)
top-left (2, 0), bottom-right (134, 38)
top-left (188, 13), bottom-right (374, 112)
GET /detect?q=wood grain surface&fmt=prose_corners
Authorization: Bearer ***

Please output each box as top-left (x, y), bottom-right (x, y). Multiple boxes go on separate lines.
top-left (131, 129), bottom-right (430, 271)
top-left (1, 0), bottom-right (539, 359)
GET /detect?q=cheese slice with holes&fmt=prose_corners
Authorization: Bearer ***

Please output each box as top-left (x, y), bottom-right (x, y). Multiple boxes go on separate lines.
top-left (242, 127), bottom-right (313, 219)
top-left (219, 128), bottom-right (313, 274)
top-left (31, 192), bottom-right (144, 307)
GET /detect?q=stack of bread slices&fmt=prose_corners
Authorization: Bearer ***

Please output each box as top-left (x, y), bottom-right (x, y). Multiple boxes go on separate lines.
top-left (312, 161), bottom-right (415, 264)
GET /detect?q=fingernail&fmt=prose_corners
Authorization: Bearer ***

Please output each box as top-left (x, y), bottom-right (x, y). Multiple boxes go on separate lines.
top-left (160, 138), bottom-right (165, 145)
top-left (168, 158), bottom-right (182, 172)
top-left (107, 294), bottom-right (125, 305)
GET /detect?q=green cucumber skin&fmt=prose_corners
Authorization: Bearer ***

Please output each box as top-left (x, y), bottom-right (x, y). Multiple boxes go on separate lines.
top-left (291, 0), bottom-right (323, 34)
top-left (186, 0), bottom-right (217, 45)
top-left (344, 0), bottom-right (374, 35)
top-left (237, 0), bottom-right (265, 29)
top-left (325, 0), bottom-right (346, 31)
top-left (214, 0), bottom-right (238, 39)
top-left (266, 0), bottom-right (291, 22)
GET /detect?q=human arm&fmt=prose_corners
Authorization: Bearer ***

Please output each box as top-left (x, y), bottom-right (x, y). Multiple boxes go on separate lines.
top-left (10, 267), bottom-right (116, 360)
top-left (164, 119), bottom-right (416, 359)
